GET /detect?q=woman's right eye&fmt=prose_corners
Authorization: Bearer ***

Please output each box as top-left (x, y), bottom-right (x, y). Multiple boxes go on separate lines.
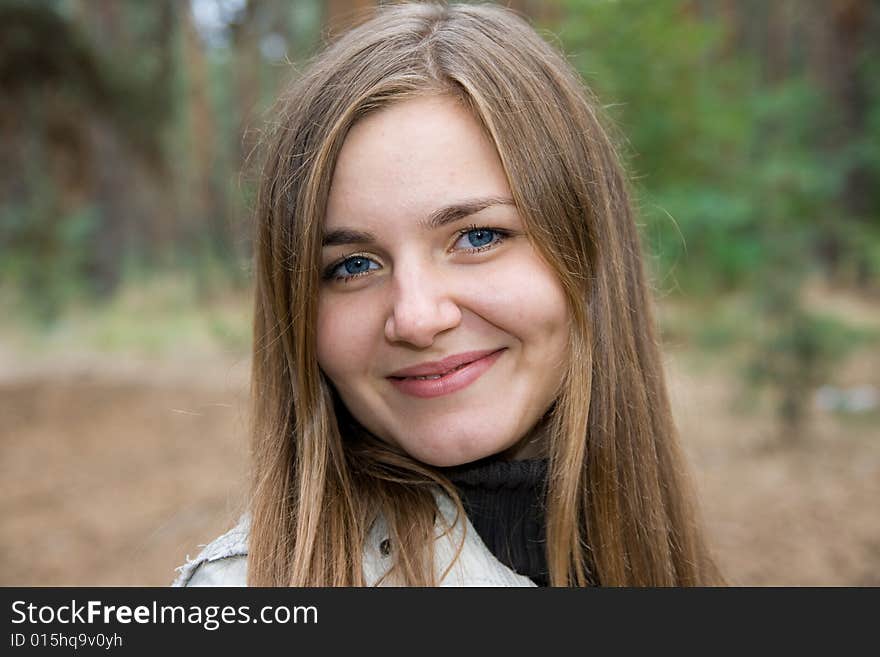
top-left (324, 255), bottom-right (381, 282)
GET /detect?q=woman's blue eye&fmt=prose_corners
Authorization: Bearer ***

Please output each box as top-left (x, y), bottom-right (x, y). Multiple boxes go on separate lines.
top-left (343, 257), bottom-right (371, 274)
top-left (328, 255), bottom-right (380, 280)
top-left (455, 227), bottom-right (506, 251)
top-left (466, 229), bottom-right (494, 247)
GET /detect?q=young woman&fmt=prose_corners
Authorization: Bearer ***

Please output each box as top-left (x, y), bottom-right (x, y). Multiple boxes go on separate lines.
top-left (173, 1), bottom-right (723, 587)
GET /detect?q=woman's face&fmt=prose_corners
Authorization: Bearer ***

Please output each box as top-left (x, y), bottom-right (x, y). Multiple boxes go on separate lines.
top-left (316, 95), bottom-right (569, 467)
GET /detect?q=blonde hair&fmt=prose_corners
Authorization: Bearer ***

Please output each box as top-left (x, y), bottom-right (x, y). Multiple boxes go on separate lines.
top-left (248, 1), bottom-right (723, 586)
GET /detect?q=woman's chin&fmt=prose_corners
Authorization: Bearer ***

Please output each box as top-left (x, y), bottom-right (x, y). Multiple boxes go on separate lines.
top-left (396, 434), bottom-right (518, 468)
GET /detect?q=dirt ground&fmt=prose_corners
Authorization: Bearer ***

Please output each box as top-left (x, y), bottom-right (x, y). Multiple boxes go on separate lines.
top-left (1, 338), bottom-right (878, 586)
top-left (666, 347), bottom-right (880, 586)
top-left (0, 353), bottom-right (252, 586)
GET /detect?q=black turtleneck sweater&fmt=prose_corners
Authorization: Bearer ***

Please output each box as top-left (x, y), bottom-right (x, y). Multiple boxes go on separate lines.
top-left (444, 458), bottom-right (549, 587)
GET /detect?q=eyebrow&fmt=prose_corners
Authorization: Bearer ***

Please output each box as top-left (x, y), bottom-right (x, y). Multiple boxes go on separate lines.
top-left (321, 196), bottom-right (515, 247)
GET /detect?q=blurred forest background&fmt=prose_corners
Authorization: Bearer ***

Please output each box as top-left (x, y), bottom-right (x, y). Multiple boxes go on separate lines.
top-left (1, 0), bottom-right (878, 586)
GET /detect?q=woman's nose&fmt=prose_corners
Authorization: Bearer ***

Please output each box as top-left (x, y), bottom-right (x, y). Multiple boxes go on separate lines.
top-left (384, 262), bottom-right (462, 348)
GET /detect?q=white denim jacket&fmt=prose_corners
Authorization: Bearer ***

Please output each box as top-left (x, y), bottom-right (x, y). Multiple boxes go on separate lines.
top-left (172, 491), bottom-right (537, 587)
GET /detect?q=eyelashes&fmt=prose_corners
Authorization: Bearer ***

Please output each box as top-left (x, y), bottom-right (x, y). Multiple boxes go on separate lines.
top-left (322, 225), bottom-right (511, 283)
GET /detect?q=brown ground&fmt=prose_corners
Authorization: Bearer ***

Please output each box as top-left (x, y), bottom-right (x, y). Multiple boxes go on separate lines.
top-left (1, 323), bottom-right (878, 586)
top-left (667, 347), bottom-right (880, 586)
top-left (0, 354), bottom-right (252, 586)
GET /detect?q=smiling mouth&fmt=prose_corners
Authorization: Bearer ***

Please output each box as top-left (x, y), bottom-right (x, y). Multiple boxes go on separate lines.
top-left (387, 348), bottom-right (506, 399)
top-left (390, 361), bottom-right (474, 381)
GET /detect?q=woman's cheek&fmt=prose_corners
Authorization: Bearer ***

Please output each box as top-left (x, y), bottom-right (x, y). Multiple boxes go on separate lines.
top-left (475, 254), bottom-right (568, 330)
top-left (316, 293), bottom-right (384, 381)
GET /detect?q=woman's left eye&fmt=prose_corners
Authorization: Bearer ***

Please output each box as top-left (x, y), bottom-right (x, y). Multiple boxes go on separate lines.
top-left (452, 227), bottom-right (509, 252)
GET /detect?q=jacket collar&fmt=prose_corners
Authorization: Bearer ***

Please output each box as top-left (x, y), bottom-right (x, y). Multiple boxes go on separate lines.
top-left (364, 490), bottom-right (537, 587)
top-left (174, 489), bottom-right (536, 587)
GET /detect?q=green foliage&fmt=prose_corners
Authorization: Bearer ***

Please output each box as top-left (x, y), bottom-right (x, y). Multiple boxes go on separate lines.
top-left (743, 308), bottom-right (878, 440)
top-left (1, 206), bottom-right (99, 322)
top-left (3, 269), bottom-right (253, 358)
top-left (557, 0), bottom-right (875, 297)
top-left (0, 181), bottom-right (100, 323)
top-left (560, 0), bottom-right (754, 292)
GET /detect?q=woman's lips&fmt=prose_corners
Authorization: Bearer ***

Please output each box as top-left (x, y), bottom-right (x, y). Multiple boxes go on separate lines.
top-left (387, 348), bottom-right (506, 399)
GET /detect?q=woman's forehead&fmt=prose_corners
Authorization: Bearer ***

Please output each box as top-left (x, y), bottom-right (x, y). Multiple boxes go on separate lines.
top-left (325, 96), bottom-right (511, 229)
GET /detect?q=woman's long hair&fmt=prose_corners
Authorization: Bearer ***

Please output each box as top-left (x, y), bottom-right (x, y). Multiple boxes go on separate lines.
top-left (248, 1), bottom-right (723, 586)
